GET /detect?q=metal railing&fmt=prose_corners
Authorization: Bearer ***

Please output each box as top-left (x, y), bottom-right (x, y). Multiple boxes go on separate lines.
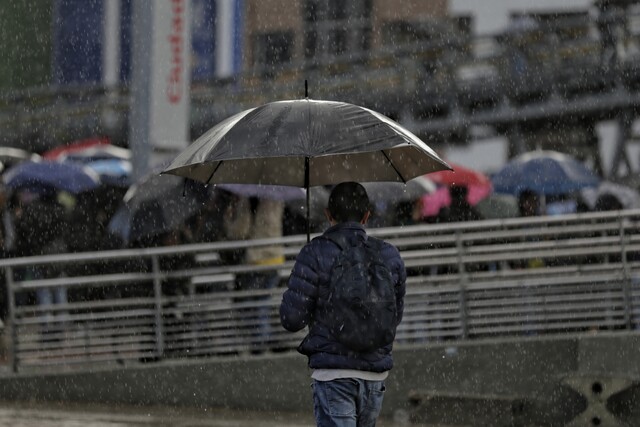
top-left (2, 209), bottom-right (640, 373)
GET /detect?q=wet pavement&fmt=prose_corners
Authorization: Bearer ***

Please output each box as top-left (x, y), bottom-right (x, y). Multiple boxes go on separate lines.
top-left (0, 402), bottom-right (317, 427)
top-left (0, 401), bottom-right (422, 426)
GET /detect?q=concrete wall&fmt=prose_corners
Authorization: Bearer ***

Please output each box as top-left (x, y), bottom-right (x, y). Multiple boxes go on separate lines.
top-left (1, 333), bottom-right (639, 424)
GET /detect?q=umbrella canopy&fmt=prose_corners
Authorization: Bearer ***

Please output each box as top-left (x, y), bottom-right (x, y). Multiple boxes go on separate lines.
top-left (60, 144), bottom-right (131, 163)
top-left (420, 186), bottom-right (451, 217)
top-left (43, 137), bottom-right (111, 160)
top-left (491, 150), bottom-right (600, 196)
top-left (163, 99), bottom-right (450, 186)
top-left (3, 160), bottom-right (101, 195)
top-left (162, 98), bottom-right (450, 239)
top-left (363, 175), bottom-right (436, 204)
top-left (427, 162), bottom-right (492, 205)
top-left (0, 147), bottom-right (41, 164)
top-left (0, 147), bottom-right (41, 174)
top-left (362, 177), bottom-right (436, 227)
top-left (581, 181), bottom-right (640, 210)
top-left (83, 158), bottom-right (133, 188)
top-left (108, 171), bottom-right (208, 245)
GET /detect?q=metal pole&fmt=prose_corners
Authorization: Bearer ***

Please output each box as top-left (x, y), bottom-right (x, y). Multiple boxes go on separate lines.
top-left (129, 0), bottom-right (153, 182)
top-left (151, 256), bottom-right (165, 358)
top-left (455, 230), bottom-right (469, 339)
top-left (102, 0), bottom-right (121, 89)
top-left (619, 216), bottom-right (633, 330)
top-left (4, 267), bottom-right (17, 373)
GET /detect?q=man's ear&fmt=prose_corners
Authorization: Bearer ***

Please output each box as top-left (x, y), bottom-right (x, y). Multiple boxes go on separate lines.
top-left (324, 208), bottom-right (334, 224)
top-left (360, 210), bottom-right (371, 225)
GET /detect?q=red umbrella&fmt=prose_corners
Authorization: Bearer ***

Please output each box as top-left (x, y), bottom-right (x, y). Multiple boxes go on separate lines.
top-left (43, 137), bottom-right (111, 160)
top-left (427, 162), bottom-right (492, 205)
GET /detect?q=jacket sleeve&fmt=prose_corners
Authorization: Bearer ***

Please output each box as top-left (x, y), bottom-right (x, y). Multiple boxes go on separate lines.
top-left (384, 242), bottom-right (407, 326)
top-left (279, 242), bottom-right (321, 332)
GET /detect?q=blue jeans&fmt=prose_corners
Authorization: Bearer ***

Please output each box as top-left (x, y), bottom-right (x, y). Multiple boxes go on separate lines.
top-left (312, 378), bottom-right (385, 427)
top-left (36, 286), bottom-right (68, 333)
top-left (235, 271), bottom-right (280, 348)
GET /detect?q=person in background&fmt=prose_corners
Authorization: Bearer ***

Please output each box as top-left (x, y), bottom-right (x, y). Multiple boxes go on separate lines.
top-left (280, 182), bottom-right (406, 427)
top-left (513, 188), bottom-right (544, 335)
top-left (445, 185), bottom-right (483, 223)
top-left (515, 189), bottom-right (544, 270)
top-left (518, 189), bottom-right (541, 218)
top-left (13, 193), bottom-right (69, 335)
top-left (594, 193), bottom-right (624, 212)
top-left (191, 188), bottom-right (230, 244)
top-left (224, 194), bottom-right (285, 353)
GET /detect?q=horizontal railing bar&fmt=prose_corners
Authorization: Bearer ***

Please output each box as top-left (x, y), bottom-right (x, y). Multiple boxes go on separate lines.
top-left (6, 209), bottom-right (640, 372)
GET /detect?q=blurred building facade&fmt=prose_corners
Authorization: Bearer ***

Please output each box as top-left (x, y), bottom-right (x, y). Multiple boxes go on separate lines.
top-left (2, 0), bottom-right (640, 181)
top-left (0, 0), bottom-right (448, 88)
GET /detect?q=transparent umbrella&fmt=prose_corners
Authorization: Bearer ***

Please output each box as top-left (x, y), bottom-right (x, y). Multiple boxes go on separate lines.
top-left (162, 95), bottom-right (450, 240)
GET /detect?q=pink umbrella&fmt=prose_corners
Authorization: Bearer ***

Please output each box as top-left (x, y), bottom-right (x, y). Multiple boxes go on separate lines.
top-left (427, 162), bottom-right (493, 205)
top-left (420, 187), bottom-right (451, 217)
top-left (420, 163), bottom-right (492, 218)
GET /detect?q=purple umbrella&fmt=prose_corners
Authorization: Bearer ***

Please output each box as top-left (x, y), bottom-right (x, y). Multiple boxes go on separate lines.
top-left (3, 160), bottom-right (101, 195)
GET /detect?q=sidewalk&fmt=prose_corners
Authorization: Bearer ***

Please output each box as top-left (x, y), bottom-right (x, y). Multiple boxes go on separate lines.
top-left (0, 401), bottom-right (429, 427)
top-left (0, 402), bottom-right (316, 427)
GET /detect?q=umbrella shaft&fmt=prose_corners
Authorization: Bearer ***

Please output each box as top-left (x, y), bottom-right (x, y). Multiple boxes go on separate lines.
top-left (305, 156), bottom-right (310, 243)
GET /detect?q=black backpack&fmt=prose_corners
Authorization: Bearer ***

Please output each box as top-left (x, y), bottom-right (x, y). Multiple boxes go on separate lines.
top-left (319, 233), bottom-right (398, 352)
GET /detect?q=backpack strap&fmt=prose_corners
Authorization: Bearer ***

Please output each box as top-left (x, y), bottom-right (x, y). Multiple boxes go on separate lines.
top-left (365, 235), bottom-right (384, 251)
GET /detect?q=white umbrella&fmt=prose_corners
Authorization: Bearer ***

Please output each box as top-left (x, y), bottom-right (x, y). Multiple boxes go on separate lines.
top-left (581, 181), bottom-right (640, 210)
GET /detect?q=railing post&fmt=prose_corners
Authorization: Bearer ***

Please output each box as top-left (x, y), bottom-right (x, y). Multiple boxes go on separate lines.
top-left (4, 266), bottom-right (17, 373)
top-left (151, 255), bottom-right (164, 359)
top-left (619, 216), bottom-right (633, 330)
top-left (455, 230), bottom-right (469, 339)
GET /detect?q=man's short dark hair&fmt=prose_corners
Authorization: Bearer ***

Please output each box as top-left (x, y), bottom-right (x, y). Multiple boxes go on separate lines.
top-left (327, 182), bottom-right (370, 223)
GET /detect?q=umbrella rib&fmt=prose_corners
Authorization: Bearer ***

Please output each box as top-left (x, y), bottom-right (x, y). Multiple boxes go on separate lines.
top-left (205, 161), bottom-right (223, 185)
top-left (380, 150), bottom-right (406, 183)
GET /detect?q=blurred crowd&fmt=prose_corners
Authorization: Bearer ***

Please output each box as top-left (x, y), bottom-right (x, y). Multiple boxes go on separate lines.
top-left (1, 140), bottom-right (639, 355)
top-left (0, 143), bottom-right (636, 261)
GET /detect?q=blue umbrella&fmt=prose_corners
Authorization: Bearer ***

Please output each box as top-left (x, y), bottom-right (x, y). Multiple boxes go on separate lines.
top-left (84, 158), bottom-right (132, 188)
top-left (492, 150), bottom-right (600, 196)
top-left (3, 160), bottom-right (101, 195)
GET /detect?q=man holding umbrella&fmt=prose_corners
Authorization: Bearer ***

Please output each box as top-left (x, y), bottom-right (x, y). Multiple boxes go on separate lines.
top-left (161, 95), bottom-right (449, 424)
top-left (280, 182), bottom-right (406, 427)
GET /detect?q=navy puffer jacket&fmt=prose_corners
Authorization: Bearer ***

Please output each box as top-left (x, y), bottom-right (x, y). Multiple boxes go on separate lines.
top-left (280, 222), bottom-right (406, 372)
